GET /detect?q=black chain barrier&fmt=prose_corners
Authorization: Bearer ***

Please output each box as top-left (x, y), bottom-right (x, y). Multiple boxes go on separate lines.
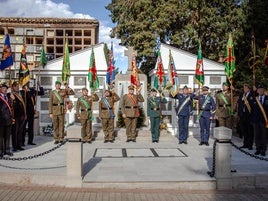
top-left (207, 139), bottom-right (268, 178)
top-left (0, 140), bottom-right (68, 170)
top-left (230, 141), bottom-right (268, 161)
top-left (207, 139), bottom-right (217, 177)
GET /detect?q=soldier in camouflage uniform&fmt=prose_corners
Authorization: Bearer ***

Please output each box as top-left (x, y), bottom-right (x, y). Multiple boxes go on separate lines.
top-left (121, 85), bottom-right (144, 142)
top-left (99, 89), bottom-right (120, 143)
top-left (215, 82), bottom-right (232, 129)
top-left (49, 81), bottom-right (74, 144)
top-left (76, 88), bottom-right (99, 143)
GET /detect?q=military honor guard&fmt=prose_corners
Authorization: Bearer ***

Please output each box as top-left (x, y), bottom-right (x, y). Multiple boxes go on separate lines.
top-left (170, 85), bottom-right (193, 144)
top-left (76, 88), bottom-right (99, 143)
top-left (147, 88), bottom-right (167, 143)
top-left (251, 84), bottom-right (268, 156)
top-left (237, 84), bottom-right (254, 150)
top-left (10, 81), bottom-right (27, 152)
top-left (215, 82), bottom-right (233, 129)
top-left (121, 85), bottom-right (144, 142)
top-left (99, 89), bottom-right (120, 143)
top-left (195, 86), bottom-right (216, 146)
top-left (0, 83), bottom-right (14, 157)
top-left (21, 82), bottom-right (44, 146)
top-left (49, 81), bottom-right (74, 144)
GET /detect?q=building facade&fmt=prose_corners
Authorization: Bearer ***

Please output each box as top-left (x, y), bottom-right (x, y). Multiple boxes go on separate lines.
top-left (0, 17), bottom-right (99, 78)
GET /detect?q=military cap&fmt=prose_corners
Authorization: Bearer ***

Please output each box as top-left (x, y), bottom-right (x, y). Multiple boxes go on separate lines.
top-left (128, 85), bottom-right (135, 90)
top-left (222, 82), bottom-right (229, 87)
top-left (82, 87), bottom-right (88, 91)
top-left (151, 88), bottom-right (157, 92)
top-left (183, 85), bottom-right (188, 89)
top-left (257, 84), bottom-right (264, 89)
top-left (202, 86), bottom-right (209, 91)
top-left (12, 81), bottom-right (19, 87)
top-left (104, 89), bottom-right (112, 95)
top-left (0, 83), bottom-right (8, 88)
top-left (55, 80), bottom-right (61, 85)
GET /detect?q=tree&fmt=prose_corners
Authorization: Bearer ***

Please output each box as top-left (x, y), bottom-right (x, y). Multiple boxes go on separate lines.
top-left (106, 0), bottom-right (247, 75)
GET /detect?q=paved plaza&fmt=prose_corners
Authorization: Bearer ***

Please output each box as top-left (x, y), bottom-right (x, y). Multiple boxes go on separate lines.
top-left (0, 126), bottom-right (267, 200)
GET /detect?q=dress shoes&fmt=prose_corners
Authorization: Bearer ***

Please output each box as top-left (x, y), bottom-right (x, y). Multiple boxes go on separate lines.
top-left (126, 139), bottom-right (130, 142)
top-left (28, 142), bottom-right (36, 145)
top-left (199, 142), bottom-right (204, 146)
top-left (179, 142), bottom-right (183, 144)
top-left (132, 139), bottom-right (136, 142)
top-left (54, 141), bottom-right (59, 144)
top-left (109, 140), bottom-right (114, 143)
top-left (104, 140), bottom-right (108, 143)
top-left (254, 151), bottom-right (261, 155)
top-left (87, 141), bottom-right (92, 144)
top-left (17, 147), bottom-right (24, 151)
top-left (261, 152), bottom-right (266, 156)
top-left (205, 142), bottom-right (209, 146)
top-left (5, 152), bottom-right (13, 156)
top-left (240, 145), bottom-right (248, 149)
top-left (183, 141), bottom-right (188, 144)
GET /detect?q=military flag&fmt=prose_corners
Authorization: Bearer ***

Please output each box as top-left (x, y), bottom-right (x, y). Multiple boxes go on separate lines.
top-left (19, 44), bottom-right (30, 86)
top-left (130, 53), bottom-right (141, 89)
top-left (40, 44), bottom-right (47, 69)
top-left (224, 34), bottom-right (236, 80)
top-left (106, 42), bottom-right (115, 85)
top-left (88, 47), bottom-right (99, 91)
top-left (166, 50), bottom-right (179, 96)
top-left (153, 51), bottom-right (166, 90)
top-left (62, 39), bottom-right (70, 83)
top-left (195, 42), bottom-right (205, 86)
top-left (0, 34), bottom-right (13, 70)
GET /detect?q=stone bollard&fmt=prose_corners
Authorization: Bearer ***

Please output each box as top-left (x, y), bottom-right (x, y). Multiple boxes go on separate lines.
top-left (213, 126), bottom-right (232, 190)
top-left (66, 125), bottom-right (83, 187)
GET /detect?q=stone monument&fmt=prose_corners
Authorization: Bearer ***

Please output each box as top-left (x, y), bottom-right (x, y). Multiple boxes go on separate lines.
top-left (114, 47), bottom-right (148, 125)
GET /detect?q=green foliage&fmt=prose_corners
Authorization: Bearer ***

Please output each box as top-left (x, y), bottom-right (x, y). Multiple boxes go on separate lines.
top-left (106, 0), bottom-right (268, 88)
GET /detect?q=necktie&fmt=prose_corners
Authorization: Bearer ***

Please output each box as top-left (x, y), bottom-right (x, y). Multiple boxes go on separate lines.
top-left (260, 96), bottom-right (263, 104)
top-left (4, 95), bottom-right (8, 102)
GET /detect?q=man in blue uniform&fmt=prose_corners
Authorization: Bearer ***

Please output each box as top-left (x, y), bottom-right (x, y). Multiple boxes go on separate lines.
top-left (170, 85), bottom-right (193, 144)
top-left (195, 86), bottom-right (216, 146)
top-left (147, 88), bottom-right (167, 143)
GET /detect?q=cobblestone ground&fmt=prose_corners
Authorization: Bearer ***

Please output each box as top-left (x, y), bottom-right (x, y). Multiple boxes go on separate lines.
top-left (0, 185), bottom-right (267, 201)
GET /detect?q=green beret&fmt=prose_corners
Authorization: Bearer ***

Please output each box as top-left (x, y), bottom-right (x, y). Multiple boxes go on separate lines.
top-left (222, 82), bottom-right (229, 87)
top-left (55, 81), bottom-right (61, 85)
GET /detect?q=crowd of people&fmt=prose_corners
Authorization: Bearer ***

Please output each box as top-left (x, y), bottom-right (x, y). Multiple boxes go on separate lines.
top-left (1, 80), bottom-right (267, 158)
top-left (0, 81), bottom-right (44, 157)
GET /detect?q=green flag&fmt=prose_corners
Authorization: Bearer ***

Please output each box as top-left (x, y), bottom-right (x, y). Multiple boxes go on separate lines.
top-left (195, 42), bottom-right (204, 86)
top-left (88, 48), bottom-right (99, 91)
top-left (225, 34), bottom-right (236, 80)
top-left (154, 51), bottom-right (166, 90)
top-left (62, 39), bottom-right (70, 83)
top-left (40, 44), bottom-right (47, 69)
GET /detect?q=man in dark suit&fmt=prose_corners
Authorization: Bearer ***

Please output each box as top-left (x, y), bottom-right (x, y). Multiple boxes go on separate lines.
top-left (237, 84), bottom-right (254, 150)
top-left (21, 82), bottom-right (44, 146)
top-left (0, 83), bottom-right (14, 157)
top-left (251, 84), bottom-right (268, 156)
top-left (10, 81), bottom-right (27, 152)
top-left (194, 86), bottom-right (216, 146)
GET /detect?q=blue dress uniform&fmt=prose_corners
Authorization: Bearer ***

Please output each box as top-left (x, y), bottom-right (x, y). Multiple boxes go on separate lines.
top-left (147, 89), bottom-right (167, 143)
top-left (170, 85), bottom-right (193, 144)
top-left (195, 86), bottom-right (216, 146)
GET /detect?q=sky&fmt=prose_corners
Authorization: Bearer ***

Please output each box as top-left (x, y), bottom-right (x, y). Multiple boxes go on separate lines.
top-left (0, 0), bottom-right (128, 72)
